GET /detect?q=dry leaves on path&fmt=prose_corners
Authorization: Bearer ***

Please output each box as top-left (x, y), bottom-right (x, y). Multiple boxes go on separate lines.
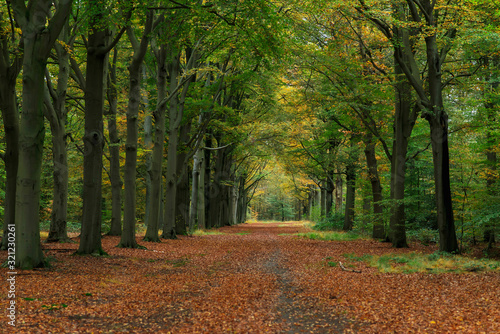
top-left (1, 221), bottom-right (499, 333)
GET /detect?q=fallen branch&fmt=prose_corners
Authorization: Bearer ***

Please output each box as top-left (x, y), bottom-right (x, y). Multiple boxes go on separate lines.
top-left (339, 261), bottom-right (362, 273)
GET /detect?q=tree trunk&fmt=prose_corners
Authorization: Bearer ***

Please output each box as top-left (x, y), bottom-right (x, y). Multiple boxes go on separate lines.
top-left (45, 24), bottom-right (71, 243)
top-left (144, 115), bottom-right (153, 226)
top-left (325, 175), bottom-right (334, 216)
top-left (11, 0), bottom-right (73, 268)
top-left (484, 56), bottom-right (498, 244)
top-left (204, 135), bottom-right (213, 228)
top-left (335, 173), bottom-right (343, 212)
top-left (106, 49), bottom-right (122, 236)
top-left (189, 147), bottom-right (202, 231)
top-left (343, 167), bottom-right (356, 231)
top-left (144, 44), bottom-right (167, 242)
top-left (387, 17), bottom-right (417, 247)
top-left (0, 25), bottom-right (21, 250)
top-left (78, 12), bottom-right (108, 255)
top-left (321, 180), bottom-right (327, 217)
top-left (343, 164), bottom-right (356, 231)
top-left (162, 54), bottom-right (181, 239)
top-left (120, 16), bottom-right (152, 248)
top-left (45, 117), bottom-right (69, 243)
top-left (364, 133), bottom-right (385, 239)
top-left (174, 122), bottom-right (191, 236)
top-left (424, 29), bottom-right (458, 253)
top-left (197, 151), bottom-right (207, 229)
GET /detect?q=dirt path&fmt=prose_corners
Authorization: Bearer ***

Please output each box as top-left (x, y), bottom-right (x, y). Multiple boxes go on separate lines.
top-left (2, 221), bottom-right (499, 333)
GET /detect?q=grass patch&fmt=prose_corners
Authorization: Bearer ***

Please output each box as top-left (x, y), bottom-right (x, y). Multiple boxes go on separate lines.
top-left (367, 252), bottom-right (500, 274)
top-left (166, 258), bottom-right (190, 267)
top-left (192, 229), bottom-right (225, 236)
top-left (234, 231), bottom-right (251, 235)
top-left (298, 231), bottom-right (363, 241)
top-left (343, 253), bottom-right (373, 262)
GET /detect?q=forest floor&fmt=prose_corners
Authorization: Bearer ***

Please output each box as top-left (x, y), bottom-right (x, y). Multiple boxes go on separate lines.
top-left (1, 221), bottom-right (499, 333)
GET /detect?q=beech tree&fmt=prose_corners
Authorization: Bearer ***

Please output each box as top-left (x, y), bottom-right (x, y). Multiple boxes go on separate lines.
top-left (11, 0), bottom-right (73, 268)
top-left (0, 5), bottom-right (22, 250)
top-left (78, 1), bottom-right (129, 255)
top-left (119, 7), bottom-right (154, 248)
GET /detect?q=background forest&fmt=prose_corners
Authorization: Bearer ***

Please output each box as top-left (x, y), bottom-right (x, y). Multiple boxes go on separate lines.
top-left (0, 0), bottom-right (499, 269)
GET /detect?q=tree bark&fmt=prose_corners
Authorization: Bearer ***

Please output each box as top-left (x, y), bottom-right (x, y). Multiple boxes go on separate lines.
top-left (483, 56), bottom-right (498, 245)
top-left (119, 13), bottom-right (153, 248)
top-left (364, 133), bottom-right (385, 239)
top-left (144, 43), bottom-right (167, 241)
top-left (163, 47), bottom-right (197, 238)
top-left (11, 0), bottom-right (73, 268)
top-left (335, 173), bottom-right (343, 212)
top-left (78, 3), bottom-right (111, 255)
top-left (106, 48), bottom-right (122, 236)
top-left (0, 14), bottom-right (21, 250)
top-left (424, 27), bottom-right (458, 253)
top-left (44, 22), bottom-right (71, 243)
top-left (174, 122), bottom-right (191, 236)
top-left (343, 164), bottom-right (356, 231)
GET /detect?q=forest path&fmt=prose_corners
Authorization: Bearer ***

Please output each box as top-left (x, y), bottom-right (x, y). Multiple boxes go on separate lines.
top-left (4, 221), bottom-right (500, 333)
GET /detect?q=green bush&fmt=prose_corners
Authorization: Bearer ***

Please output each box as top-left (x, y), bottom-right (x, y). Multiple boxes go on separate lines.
top-left (312, 212), bottom-right (344, 231)
top-left (407, 228), bottom-right (439, 245)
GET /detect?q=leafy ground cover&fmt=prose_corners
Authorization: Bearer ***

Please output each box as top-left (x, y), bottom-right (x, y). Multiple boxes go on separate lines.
top-left (1, 221), bottom-right (499, 333)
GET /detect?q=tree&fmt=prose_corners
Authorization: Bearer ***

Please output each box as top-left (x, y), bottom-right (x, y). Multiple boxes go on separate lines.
top-left (119, 7), bottom-right (153, 248)
top-left (359, 0), bottom-right (461, 252)
top-left (10, 0), bottom-right (73, 268)
top-left (78, 1), bottom-right (129, 255)
top-left (0, 4), bottom-right (22, 250)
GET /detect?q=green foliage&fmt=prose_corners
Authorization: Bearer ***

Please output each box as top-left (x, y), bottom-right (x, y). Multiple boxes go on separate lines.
top-left (309, 205), bottom-right (322, 223)
top-left (342, 253), bottom-right (373, 262)
top-left (298, 231), bottom-right (363, 241)
top-left (407, 228), bottom-right (439, 246)
top-left (193, 230), bottom-right (225, 236)
top-left (312, 212), bottom-right (345, 231)
top-left (365, 252), bottom-right (500, 274)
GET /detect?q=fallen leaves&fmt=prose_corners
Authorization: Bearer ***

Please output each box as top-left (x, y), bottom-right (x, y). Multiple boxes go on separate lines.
top-left (1, 221), bottom-right (499, 333)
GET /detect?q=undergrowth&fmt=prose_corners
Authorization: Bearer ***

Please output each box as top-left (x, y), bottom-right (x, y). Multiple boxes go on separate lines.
top-left (298, 231), bottom-right (363, 241)
top-left (338, 251), bottom-right (500, 274)
top-left (192, 230), bottom-right (225, 236)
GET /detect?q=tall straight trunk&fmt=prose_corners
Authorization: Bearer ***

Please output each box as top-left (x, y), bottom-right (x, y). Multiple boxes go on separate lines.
top-left (106, 48), bottom-right (122, 236)
top-left (387, 11), bottom-right (417, 247)
top-left (204, 135), bottom-right (213, 228)
top-left (325, 174), bottom-right (334, 216)
top-left (335, 173), bottom-right (343, 212)
top-left (320, 180), bottom-right (327, 217)
top-left (424, 30), bottom-right (458, 253)
top-left (484, 56), bottom-right (498, 245)
top-left (190, 146), bottom-right (203, 231)
top-left (163, 49), bottom-right (196, 238)
top-left (219, 150), bottom-right (234, 226)
top-left (343, 164), bottom-right (356, 231)
top-left (197, 151), bottom-right (206, 229)
top-left (144, 115), bottom-right (153, 226)
top-left (79, 31), bottom-right (106, 254)
top-left (174, 122), bottom-right (191, 236)
top-left (78, 1), bottom-right (120, 254)
top-left (364, 133), bottom-right (385, 239)
top-left (236, 174), bottom-right (247, 224)
top-left (44, 106), bottom-right (69, 242)
top-left (45, 23), bottom-right (71, 243)
top-left (144, 44), bottom-right (167, 241)
top-left (120, 15), bottom-right (152, 248)
top-left (0, 24), bottom-right (21, 250)
top-left (208, 141), bottom-right (226, 228)
top-left (11, 0), bottom-right (72, 268)
top-left (162, 54), bottom-right (182, 239)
